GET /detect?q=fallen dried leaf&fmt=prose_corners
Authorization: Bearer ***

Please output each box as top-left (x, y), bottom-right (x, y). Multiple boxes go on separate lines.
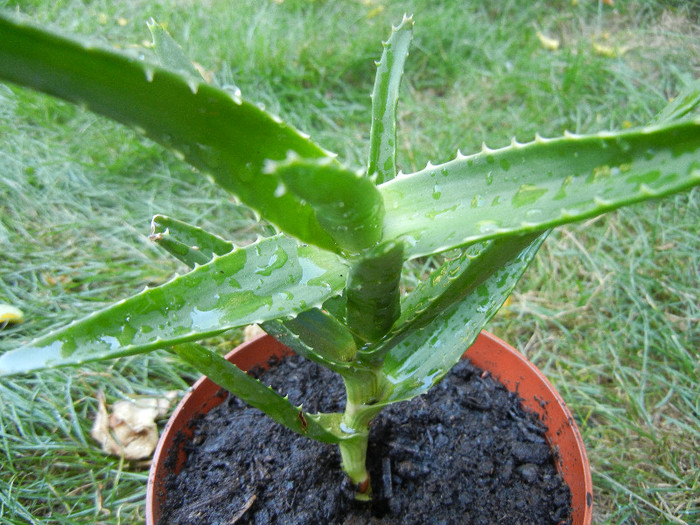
top-left (244, 324), bottom-right (265, 341)
top-left (536, 31), bottom-right (560, 51)
top-left (592, 41), bottom-right (618, 57)
top-left (91, 392), bottom-right (174, 460)
top-left (0, 304), bottom-right (24, 325)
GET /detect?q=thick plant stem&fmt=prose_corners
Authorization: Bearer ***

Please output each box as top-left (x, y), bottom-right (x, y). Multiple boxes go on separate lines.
top-left (338, 434), bottom-right (372, 500)
top-left (338, 367), bottom-right (387, 499)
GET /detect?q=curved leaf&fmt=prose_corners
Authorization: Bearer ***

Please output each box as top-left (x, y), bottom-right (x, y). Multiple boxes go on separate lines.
top-left (172, 343), bottom-right (351, 444)
top-left (149, 217), bottom-right (359, 370)
top-left (267, 157), bottom-right (385, 253)
top-left (381, 119), bottom-right (700, 258)
top-left (150, 215), bottom-right (234, 267)
top-left (0, 12), bottom-right (338, 252)
top-left (261, 309), bottom-right (358, 373)
top-left (379, 232), bottom-right (547, 404)
top-left (345, 240), bottom-right (404, 343)
top-left (360, 232), bottom-right (543, 361)
top-left (653, 77), bottom-right (700, 123)
top-left (367, 15), bottom-right (413, 184)
top-left (0, 235), bottom-right (347, 376)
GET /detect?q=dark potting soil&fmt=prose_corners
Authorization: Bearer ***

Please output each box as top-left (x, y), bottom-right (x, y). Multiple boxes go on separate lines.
top-left (160, 354), bottom-right (572, 525)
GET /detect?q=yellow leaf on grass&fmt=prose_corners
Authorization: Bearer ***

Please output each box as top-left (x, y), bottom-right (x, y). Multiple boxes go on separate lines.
top-left (592, 42), bottom-right (618, 57)
top-left (0, 304), bottom-right (24, 325)
top-left (536, 31), bottom-right (560, 51)
top-left (497, 295), bottom-right (515, 318)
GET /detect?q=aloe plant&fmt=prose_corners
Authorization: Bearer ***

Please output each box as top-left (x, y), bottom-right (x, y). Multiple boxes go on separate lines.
top-left (1, 11), bottom-right (699, 501)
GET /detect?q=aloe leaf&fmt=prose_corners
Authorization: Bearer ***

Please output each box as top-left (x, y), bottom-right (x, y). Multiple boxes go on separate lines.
top-left (360, 232), bottom-right (543, 362)
top-left (266, 157), bottom-right (385, 253)
top-left (147, 18), bottom-right (202, 80)
top-left (261, 309), bottom-right (358, 372)
top-left (381, 119), bottom-right (700, 258)
top-left (653, 77), bottom-right (700, 123)
top-left (0, 12), bottom-right (338, 252)
top-left (0, 235), bottom-right (347, 376)
top-left (367, 15), bottom-right (413, 184)
top-left (150, 215), bottom-right (234, 267)
top-left (345, 241), bottom-right (404, 344)
top-left (379, 232), bottom-right (548, 404)
top-left (172, 342), bottom-right (349, 444)
top-left (148, 216), bottom-right (358, 369)
top-left (320, 294), bottom-right (348, 324)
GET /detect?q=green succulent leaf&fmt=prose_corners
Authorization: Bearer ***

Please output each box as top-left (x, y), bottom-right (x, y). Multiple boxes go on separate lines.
top-left (379, 232), bottom-right (548, 404)
top-left (150, 215), bottom-right (234, 268)
top-left (148, 217), bottom-right (358, 370)
top-left (0, 11), bottom-right (339, 252)
top-left (381, 119), bottom-right (700, 258)
top-left (172, 342), bottom-right (350, 444)
top-left (261, 309), bottom-right (358, 372)
top-left (266, 157), bottom-right (385, 253)
top-left (345, 241), bottom-right (404, 344)
top-left (147, 18), bottom-right (202, 80)
top-left (653, 77), bottom-right (700, 123)
top-left (360, 232), bottom-right (544, 362)
top-left (0, 235), bottom-right (347, 376)
top-left (367, 14), bottom-right (413, 184)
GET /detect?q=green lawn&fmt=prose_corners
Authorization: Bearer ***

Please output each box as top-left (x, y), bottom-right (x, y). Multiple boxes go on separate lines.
top-left (1, 1), bottom-right (698, 523)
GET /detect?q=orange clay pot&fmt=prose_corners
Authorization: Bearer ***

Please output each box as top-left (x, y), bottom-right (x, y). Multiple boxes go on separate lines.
top-left (146, 332), bottom-right (593, 525)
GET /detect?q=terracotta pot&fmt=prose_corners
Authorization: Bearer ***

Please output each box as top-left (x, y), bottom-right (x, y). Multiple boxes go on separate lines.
top-left (146, 332), bottom-right (593, 524)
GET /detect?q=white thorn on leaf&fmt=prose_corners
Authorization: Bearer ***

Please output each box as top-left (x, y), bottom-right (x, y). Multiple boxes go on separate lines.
top-left (481, 142), bottom-right (494, 153)
top-left (560, 208), bottom-right (580, 218)
top-left (274, 182), bottom-right (286, 197)
top-left (186, 78), bottom-right (199, 94)
top-left (283, 150), bottom-right (302, 164)
top-left (639, 184), bottom-right (657, 196)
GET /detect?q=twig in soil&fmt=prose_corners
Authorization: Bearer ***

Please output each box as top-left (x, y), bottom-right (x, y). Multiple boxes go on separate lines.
top-left (382, 457), bottom-right (393, 499)
top-left (182, 486), bottom-right (237, 517)
top-left (230, 494), bottom-right (257, 524)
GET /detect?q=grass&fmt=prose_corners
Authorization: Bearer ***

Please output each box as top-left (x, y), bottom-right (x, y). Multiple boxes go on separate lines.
top-left (0, 0), bottom-right (698, 523)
